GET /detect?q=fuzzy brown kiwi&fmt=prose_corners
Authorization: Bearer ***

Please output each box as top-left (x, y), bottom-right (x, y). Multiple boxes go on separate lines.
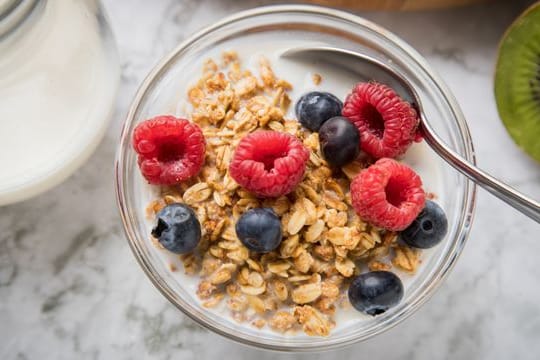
top-left (495, 1), bottom-right (540, 162)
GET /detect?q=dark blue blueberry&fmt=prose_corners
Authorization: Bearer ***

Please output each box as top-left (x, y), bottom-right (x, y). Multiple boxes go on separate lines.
top-left (348, 271), bottom-right (404, 316)
top-left (319, 116), bottom-right (360, 167)
top-left (235, 208), bottom-right (282, 253)
top-left (400, 200), bottom-right (448, 249)
top-left (151, 203), bottom-right (201, 254)
top-left (295, 91), bottom-right (343, 131)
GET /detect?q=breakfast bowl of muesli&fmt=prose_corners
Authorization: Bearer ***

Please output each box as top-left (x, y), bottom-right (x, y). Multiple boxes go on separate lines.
top-left (115, 5), bottom-right (476, 351)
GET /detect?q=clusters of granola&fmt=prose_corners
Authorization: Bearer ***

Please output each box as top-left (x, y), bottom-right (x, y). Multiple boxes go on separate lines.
top-left (146, 51), bottom-right (421, 336)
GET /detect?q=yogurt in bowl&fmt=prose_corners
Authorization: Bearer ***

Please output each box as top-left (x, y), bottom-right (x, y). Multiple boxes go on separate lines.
top-left (116, 5), bottom-right (475, 351)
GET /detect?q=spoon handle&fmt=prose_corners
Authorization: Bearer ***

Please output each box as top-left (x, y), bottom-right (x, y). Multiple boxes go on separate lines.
top-left (422, 123), bottom-right (540, 223)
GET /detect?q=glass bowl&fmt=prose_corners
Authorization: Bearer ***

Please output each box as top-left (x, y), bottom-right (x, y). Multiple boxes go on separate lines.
top-left (115, 5), bottom-right (476, 351)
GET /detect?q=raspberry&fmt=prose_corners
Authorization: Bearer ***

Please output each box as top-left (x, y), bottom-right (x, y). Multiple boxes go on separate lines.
top-left (350, 158), bottom-right (425, 231)
top-left (132, 115), bottom-right (205, 185)
top-left (342, 82), bottom-right (421, 159)
top-left (229, 131), bottom-right (309, 198)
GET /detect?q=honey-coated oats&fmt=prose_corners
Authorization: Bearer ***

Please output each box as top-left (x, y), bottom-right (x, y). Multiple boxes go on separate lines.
top-left (146, 51), bottom-right (423, 336)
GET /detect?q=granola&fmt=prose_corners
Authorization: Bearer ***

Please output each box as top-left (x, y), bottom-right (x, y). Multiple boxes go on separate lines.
top-left (145, 51), bottom-right (423, 336)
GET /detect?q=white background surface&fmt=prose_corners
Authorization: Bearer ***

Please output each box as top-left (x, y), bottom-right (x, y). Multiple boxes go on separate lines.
top-left (1, 1), bottom-right (539, 359)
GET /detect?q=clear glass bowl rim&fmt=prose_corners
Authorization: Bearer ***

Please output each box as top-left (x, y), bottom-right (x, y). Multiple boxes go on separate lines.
top-left (115, 4), bottom-right (477, 352)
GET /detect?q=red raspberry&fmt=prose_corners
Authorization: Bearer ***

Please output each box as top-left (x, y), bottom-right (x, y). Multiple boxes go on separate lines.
top-left (342, 82), bottom-right (421, 159)
top-left (132, 115), bottom-right (205, 185)
top-left (229, 131), bottom-right (309, 198)
top-left (350, 158), bottom-right (425, 231)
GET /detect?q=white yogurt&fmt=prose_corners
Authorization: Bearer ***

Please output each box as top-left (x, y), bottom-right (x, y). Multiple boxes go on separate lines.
top-left (143, 37), bottom-right (446, 335)
top-left (0, 0), bottom-right (118, 205)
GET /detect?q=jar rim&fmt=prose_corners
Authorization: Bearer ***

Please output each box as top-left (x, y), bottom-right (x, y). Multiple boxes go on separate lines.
top-left (0, 0), bottom-right (42, 39)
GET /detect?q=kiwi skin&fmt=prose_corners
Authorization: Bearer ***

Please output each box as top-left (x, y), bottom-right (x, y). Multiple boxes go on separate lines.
top-left (494, 1), bottom-right (540, 163)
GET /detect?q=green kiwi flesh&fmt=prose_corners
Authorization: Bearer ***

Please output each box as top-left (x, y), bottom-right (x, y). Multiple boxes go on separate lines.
top-left (495, 1), bottom-right (540, 162)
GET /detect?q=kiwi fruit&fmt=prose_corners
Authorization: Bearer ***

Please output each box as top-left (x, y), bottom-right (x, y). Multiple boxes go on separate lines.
top-left (495, 1), bottom-right (540, 162)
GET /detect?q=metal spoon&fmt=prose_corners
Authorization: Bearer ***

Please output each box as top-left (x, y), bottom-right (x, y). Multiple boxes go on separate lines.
top-left (282, 46), bottom-right (540, 223)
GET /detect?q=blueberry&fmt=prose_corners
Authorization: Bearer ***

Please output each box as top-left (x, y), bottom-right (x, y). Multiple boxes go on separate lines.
top-left (235, 208), bottom-right (282, 253)
top-left (295, 91), bottom-right (343, 131)
top-left (151, 203), bottom-right (201, 254)
top-left (319, 116), bottom-right (360, 167)
top-left (400, 200), bottom-right (448, 249)
top-left (348, 271), bottom-right (404, 316)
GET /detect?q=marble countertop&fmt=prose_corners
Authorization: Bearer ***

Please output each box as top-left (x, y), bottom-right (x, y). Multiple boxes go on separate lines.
top-left (1, 0), bottom-right (540, 359)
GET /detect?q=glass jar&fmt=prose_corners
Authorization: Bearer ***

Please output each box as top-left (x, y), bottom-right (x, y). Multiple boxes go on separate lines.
top-left (115, 5), bottom-right (476, 351)
top-left (0, 0), bottom-right (119, 205)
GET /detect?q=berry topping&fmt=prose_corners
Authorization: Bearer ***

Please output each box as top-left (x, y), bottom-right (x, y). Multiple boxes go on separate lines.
top-left (342, 82), bottom-right (421, 159)
top-left (151, 203), bottom-right (201, 254)
top-left (319, 116), bottom-right (360, 167)
top-left (400, 200), bottom-right (448, 249)
top-left (235, 208), bottom-right (282, 253)
top-left (229, 131), bottom-right (309, 198)
top-left (350, 158), bottom-right (425, 231)
top-left (295, 91), bottom-right (343, 131)
top-left (133, 115), bottom-right (205, 185)
top-left (348, 271), bottom-right (404, 316)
